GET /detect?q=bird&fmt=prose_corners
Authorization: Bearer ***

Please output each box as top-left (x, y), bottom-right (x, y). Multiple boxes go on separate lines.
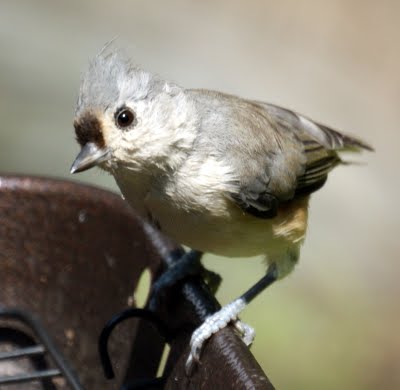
top-left (70, 48), bottom-right (373, 372)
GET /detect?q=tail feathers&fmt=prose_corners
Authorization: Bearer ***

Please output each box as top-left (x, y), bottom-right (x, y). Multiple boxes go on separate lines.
top-left (297, 117), bottom-right (373, 195)
top-left (316, 123), bottom-right (374, 152)
top-left (260, 102), bottom-right (373, 153)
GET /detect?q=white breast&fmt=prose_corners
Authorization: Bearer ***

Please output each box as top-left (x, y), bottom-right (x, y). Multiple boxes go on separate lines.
top-left (145, 193), bottom-right (278, 257)
top-left (113, 156), bottom-right (306, 260)
top-left (143, 155), bottom-right (282, 257)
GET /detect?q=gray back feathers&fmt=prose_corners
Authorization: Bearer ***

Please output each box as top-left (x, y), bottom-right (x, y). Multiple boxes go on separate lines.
top-left (185, 89), bottom-right (372, 215)
top-left (75, 49), bottom-right (372, 218)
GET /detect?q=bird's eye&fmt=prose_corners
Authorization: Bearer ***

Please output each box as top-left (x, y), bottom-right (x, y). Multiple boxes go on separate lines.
top-left (115, 107), bottom-right (135, 129)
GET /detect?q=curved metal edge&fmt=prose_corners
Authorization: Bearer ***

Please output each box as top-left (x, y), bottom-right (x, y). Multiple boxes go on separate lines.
top-left (0, 308), bottom-right (82, 390)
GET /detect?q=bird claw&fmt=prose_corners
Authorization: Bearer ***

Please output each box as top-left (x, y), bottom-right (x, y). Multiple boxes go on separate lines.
top-left (234, 320), bottom-right (255, 346)
top-left (185, 298), bottom-right (250, 375)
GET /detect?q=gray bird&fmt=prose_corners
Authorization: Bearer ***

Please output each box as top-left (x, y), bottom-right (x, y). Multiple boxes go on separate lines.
top-left (70, 49), bottom-right (372, 372)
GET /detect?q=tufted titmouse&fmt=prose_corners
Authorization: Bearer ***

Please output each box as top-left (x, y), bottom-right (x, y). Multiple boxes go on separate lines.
top-left (70, 49), bottom-right (372, 372)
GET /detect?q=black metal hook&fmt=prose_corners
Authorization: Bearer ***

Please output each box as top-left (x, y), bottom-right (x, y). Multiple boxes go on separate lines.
top-left (120, 377), bottom-right (166, 390)
top-left (98, 308), bottom-right (171, 380)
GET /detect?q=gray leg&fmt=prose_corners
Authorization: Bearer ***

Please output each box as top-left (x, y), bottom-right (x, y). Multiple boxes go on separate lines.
top-left (185, 243), bottom-right (302, 374)
top-left (186, 263), bottom-right (278, 374)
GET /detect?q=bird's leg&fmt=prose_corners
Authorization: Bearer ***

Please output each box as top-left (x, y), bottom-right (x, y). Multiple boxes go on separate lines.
top-left (149, 249), bottom-right (221, 310)
top-left (185, 263), bottom-right (278, 374)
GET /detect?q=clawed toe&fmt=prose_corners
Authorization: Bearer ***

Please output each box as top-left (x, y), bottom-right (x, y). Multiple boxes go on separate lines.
top-left (185, 298), bottom-right (249, 374)
top-left (234, 320), bottom-right (255, 346)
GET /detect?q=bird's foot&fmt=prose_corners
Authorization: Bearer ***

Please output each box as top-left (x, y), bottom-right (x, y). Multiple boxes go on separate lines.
top-left (185, 298), bottom-right (254, 375)
top-left (233, 319), bottom-right (255, 346)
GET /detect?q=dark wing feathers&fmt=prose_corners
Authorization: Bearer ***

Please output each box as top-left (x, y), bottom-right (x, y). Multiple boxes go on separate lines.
top-left (189, 90), bottom-right (372, 219)
top-left (296, 140), bottom-right (341, 194)
top-left (260, 102), bottom-right (371, 198)
top-left (230, 191), bottom-right (279, 219)
top-left (232, 101), bottom-right (371, 218)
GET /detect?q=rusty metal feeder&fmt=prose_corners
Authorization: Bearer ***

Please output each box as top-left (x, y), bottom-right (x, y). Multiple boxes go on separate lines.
top-left (0, 175), bottom-right (274, 389)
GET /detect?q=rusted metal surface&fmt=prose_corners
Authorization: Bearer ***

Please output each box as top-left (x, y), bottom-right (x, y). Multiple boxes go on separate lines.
top-left (0, 175), bottom-right (274, 389)
top-left (0, 175), bottom-right (165, 388)
top-left (147, 265), bottom-right (275, 390)
top-left (166, 327), bottom-right (274, 390)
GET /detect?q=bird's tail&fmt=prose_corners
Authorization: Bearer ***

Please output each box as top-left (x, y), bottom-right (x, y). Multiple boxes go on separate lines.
top-left (316, 122), bottom-right (374, 153)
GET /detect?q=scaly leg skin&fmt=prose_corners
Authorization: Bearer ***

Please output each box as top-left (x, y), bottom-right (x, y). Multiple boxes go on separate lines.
top-left (185, 263), bottom-right (278, 375)
top-left (186, 298), bottom-right (250, 374)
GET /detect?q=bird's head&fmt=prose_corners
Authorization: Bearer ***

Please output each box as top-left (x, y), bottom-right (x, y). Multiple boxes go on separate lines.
top-left (70, 49), bottom-right (196, 176)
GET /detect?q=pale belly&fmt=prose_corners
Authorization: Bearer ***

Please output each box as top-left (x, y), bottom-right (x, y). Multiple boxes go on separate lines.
top-left (149, 206), bottom-right (275, 257)
top-left (114, 170), bottom-right (308, 259)
top-left (145, 193), bottom-right (309, 258)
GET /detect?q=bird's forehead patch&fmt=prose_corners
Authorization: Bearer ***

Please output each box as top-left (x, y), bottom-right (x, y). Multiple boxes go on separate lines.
top-left (76, 50), bottom-right (162, 115)
top-left (74, 112), bottom-right (105, 148)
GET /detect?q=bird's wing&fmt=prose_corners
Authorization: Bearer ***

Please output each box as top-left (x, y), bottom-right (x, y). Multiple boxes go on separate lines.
top-left (258, 102), bottom-right (373, 198)
top-left (188, 90), bottom-right (372, 219)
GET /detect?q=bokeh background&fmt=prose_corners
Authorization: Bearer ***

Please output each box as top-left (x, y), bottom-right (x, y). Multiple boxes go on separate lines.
top-left (1, 0), bottom-right (398, 388)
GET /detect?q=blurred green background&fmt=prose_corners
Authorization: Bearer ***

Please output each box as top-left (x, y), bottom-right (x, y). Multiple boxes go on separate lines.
top-left (0, 0), bottom-right (398, 388)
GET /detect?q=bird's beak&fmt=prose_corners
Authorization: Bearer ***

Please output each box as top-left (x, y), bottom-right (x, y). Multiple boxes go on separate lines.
top-left (70, 142), bottom-right (110, 174)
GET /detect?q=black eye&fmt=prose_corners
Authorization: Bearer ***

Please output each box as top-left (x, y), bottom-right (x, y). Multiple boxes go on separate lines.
top-left (115, 107), bottom-right (135, 129)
